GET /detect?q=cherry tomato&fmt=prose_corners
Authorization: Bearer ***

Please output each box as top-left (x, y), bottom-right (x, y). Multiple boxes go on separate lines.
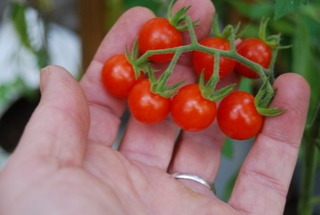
top-left (101, 55), bottom-right (143, 99)
top-left (171, 84), bottom-right (217, 131)
top-left (128, 79), bottom-right (170, 124)
top-left (217, 91), bottom-right (264, 140)
top-left (235, 38), bottom-right (272, 79)
top-left (138, 17), bottom-right (183, 63)
top-left (192, 37), bottom-right (235, 80)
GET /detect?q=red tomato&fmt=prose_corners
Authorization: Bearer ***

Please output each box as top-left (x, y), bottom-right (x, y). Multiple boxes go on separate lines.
top-left (138, 17), bottom-right (183, 63)
top-left (101, 55), bottom-right (143, 99)
top-left (171, 84), bottom-right (217, 131)
top-left (235, 38), bottom-right (272, 79)
top-left (192, 37), bottom-right (235, 80)
top-left (217, 91), bottom-right (264, 140)
top-left (128, 79), bottom-right (170, 124)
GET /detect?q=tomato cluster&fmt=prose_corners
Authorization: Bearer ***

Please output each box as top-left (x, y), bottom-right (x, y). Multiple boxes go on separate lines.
top-left (100, 5), bottom-right (278, 140)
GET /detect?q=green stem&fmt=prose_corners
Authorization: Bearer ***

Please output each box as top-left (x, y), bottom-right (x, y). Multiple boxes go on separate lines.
top-left (156, 50), bottom-right (182, 89)
top-left (135, 16), bottom-right (269, 84)
top-left (186, 13), bottom-right (198, 45)
top-left (298, 104), bottom-right (320, 215)
top-left (311, 196), bottom-right (320, 206)
top-left (212, 15), bottom-right (222, 38)
top-left (298, 137), bottom-right (318, 215)
top-left (151, 50), bottom-right (183, 97)
top-left (266, 47), bottom-right (280, 84)
top-left (135, 42), bottom-right (268, 82)
top-left (167, 0), bottom-right (174, 20)
top-left (135, 45), bottom-right (192, 65)
top-left (197, 45), bottom-right (268, 82)
top-left (201, 54), bottom-right (220, 99)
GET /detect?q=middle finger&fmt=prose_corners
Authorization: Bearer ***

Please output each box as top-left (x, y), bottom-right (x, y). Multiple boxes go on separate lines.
top-left (119, 0), bottom-right (215, 170)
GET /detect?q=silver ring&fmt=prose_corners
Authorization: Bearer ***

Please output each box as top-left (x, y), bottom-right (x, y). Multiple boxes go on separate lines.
top-left (171, 173), bottom-right (212, 189)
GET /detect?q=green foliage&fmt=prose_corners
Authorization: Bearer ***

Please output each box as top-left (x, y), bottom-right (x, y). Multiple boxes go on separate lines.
top-left (10, 2), bottom-right (32, 50)
top-left (105, 0), bottom-right (124, 30)
top-left (1, 2), bottom-right (50, 103)
top-left (292, 14), bottom-right (320, 127)
top-left (35, 48), bottom-right (50, 69)
top-left (123, 0), bottom-right (167, 16)
top-left (222, 169), bottom-right (239, 201)
top-left (226, 0), bottom-right (274, 20)
top-left (222, 138), bottom-right (234, 159)
top-left (274, 0), bottom-right (308, 20)
top-left (10, 2), bottom-right (50, 67)
top-left (0, 79), bottom-right (24, 105)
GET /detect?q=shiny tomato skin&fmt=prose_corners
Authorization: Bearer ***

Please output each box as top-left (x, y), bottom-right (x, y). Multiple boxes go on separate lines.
top-left (171, 84), bottom-right (217, 131)
top-left (235, 38), bottom-right (272, 79)
top-left (217, 91), bottom-right (264, 140)
top-left (138, 17), bottom-right (183, 63)
top-left (192, 37), bottom-right (235, 80)
top-left (101, 55), bottom-right (143, 99)
top-left (128, 79), bottom-right (170, 124)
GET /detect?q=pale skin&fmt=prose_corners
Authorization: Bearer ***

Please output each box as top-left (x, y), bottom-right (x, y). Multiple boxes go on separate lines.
top-left (0, 0), bottom-right (310, 214)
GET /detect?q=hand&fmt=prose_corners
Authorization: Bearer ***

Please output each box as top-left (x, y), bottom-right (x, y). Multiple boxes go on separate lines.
top-left (0, 0), bottom-right (310, 214)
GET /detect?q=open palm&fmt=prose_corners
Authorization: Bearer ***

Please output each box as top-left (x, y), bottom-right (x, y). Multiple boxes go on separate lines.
top-left (0, 1), bottom-right (310, 214)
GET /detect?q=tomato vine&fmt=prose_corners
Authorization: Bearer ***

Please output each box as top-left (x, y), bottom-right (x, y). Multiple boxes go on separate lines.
top-left (101, 0), bottom-right (287, 137)
top-left (131, 15), bottom-right (284, 117)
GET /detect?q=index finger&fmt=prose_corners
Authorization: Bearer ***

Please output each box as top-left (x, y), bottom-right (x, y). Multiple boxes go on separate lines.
top-left (80, 7), bottom-right (155, 146)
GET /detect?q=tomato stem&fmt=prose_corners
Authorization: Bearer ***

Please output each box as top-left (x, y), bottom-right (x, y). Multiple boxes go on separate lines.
top-left (136, 43), bottom-right (269, 83)
top-left (212, 15), bottom-right (222, 38)
top-left (200, 54), bottom-right (220, 100)
top-left (229, 30), bottom-right (236, 52)
top-left (311, 196), bottom-right (320, 206)
top-left (167, 0), bottom-right (175, 22)
top-left (157, 50), bottom-right (182, 89)
top-left (298, 136), bottom-right (318, 215)
top-left (266, 46), bottom-right (280, 83)
top-left (151, 50), bottom-right (183, 97)
top-left (186, 12), bottom-right (199, 45)
top-left (211, 53), bottom-right (220, 90)
top-left (258, 17), bottom-right (269, 42)
top-left (167, 0), bottom-right (195, 31)
top-left (126, 39), bottom-right (145, 79)
top-left (199, 54), bottom-right (235, 102)
top-left (136, 16), bottom-right (270, 82)
top-left (298, 102), bottom-right (320, 214)
top-left (134, 15), bottom-right (278, 101)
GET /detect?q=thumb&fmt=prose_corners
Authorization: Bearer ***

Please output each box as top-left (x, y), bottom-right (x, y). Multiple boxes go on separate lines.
top-left (13, 65), bottom-right (90, 167)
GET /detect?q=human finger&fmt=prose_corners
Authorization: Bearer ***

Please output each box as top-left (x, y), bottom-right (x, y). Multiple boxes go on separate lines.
top-left (119, 0), bottom-right (215, 170)
top-left (167, 72), bottom-right (239, 196)
top-left (80, 7), bottom-right (155, 146)
top-left (11, 66), bottom-right (90, 167)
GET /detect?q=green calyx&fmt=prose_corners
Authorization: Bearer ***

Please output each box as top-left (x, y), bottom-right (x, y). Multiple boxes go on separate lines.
top-left (255, 19), bottom-right (286, 116)
top-left (258, 17), bottom-right (283, 49)
top-left (199, 54), bottom-right (235, 102)
top-left (254, 78), bottom-right (286, 117)
top-left (167, 0), bottom-right (199, 31)
top-left (257, 18), bottom-right (290, 83)
top-left (212, 15), bottom-right (243, 45)
top-left (149, 51), bottom-right (184, 98)
top-left (125, 40), bottom-right (149, 79)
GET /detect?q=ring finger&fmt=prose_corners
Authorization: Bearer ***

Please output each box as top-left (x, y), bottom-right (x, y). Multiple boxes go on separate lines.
top-left (168, 73), bottom-right (240, 196)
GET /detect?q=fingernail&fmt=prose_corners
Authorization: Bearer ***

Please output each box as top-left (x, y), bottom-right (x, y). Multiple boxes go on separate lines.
top-left (40, 66), bottom-right (51, 93)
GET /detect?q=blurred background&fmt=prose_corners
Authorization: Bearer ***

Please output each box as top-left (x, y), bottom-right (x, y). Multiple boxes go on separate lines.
top-left (0, 0), bottom-right (319, 214)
